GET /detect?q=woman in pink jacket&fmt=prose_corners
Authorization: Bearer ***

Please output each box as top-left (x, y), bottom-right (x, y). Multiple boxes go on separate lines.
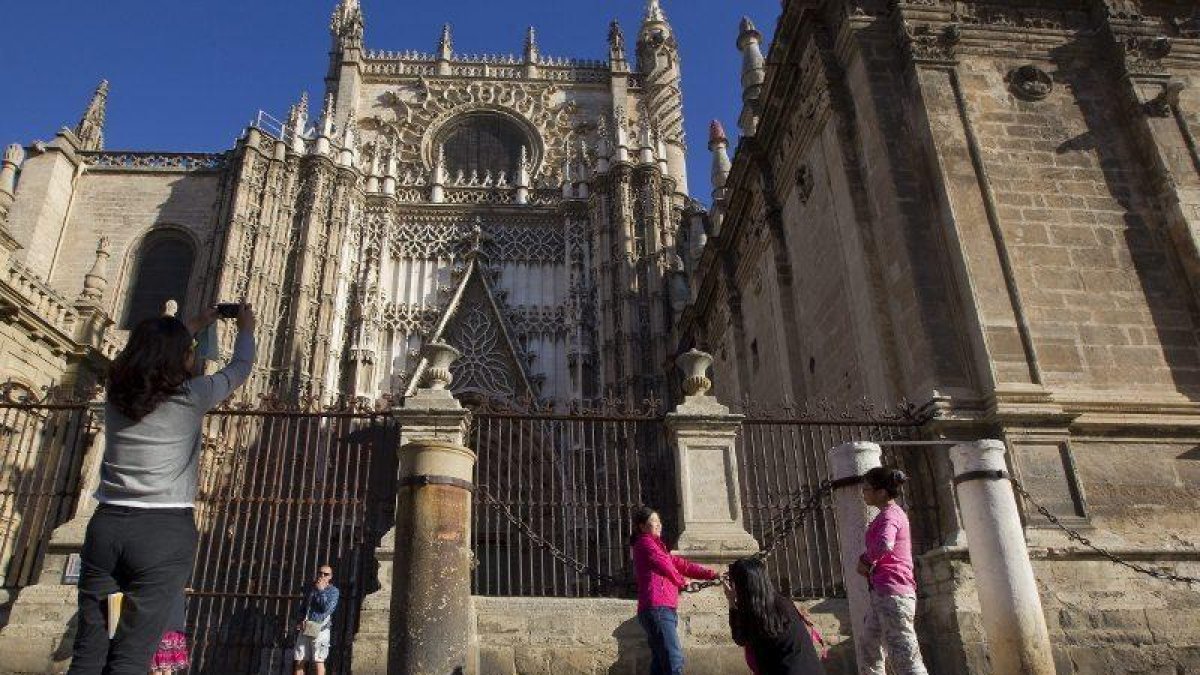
top-left (629, 506), bottom-right (719, 675)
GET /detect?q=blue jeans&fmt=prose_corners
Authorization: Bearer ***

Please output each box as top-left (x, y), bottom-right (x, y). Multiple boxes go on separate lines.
top-left (638, 607), bottom-right (683, 675)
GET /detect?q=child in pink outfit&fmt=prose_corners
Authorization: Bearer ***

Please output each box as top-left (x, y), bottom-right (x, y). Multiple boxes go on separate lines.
top-left (857, 467), bottom-right (928, 675)
top-left (629, 506), bottom-right (718, 675)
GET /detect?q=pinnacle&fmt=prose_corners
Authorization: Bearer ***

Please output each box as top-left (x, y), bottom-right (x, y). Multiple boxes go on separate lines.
top-left (708, 120), bottom-right (728, 146)
top-left (645, 0), bottom-right (666, 23)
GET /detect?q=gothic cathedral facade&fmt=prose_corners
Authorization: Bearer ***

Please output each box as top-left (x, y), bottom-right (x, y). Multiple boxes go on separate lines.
top-left (0, 0), bottom-right (699, 408)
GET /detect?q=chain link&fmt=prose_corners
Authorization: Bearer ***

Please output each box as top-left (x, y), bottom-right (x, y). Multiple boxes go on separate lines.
top-left (475, 483), bottom-right (631, 593)
top-left (477, 480), bottom-right (837, 595)
top-left (1009, 478), bottom-right (1200, 587)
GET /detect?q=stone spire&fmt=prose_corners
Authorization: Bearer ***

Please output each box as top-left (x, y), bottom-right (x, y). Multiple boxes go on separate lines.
top-left (524, 26), bottom-right (539, 63)
top-left (287, 92), bottom-right (310, 154)
top-left (75, 80), bottom-right (109, 152)
top-left (438, 23), bottom-right (454, 60)
top-left (608, 21), bottom-right (628, 70)
top-left (78, 237), bottom-right (111, 304)
top-left (330, 0), bottom-right (364, 49)
top-left (737, 17), bottom-right (766, 137)
top-left (645, 0), bottom-right (667, 25)
top-left (437, 23), bottom-right (454, 75)
top-left (708, 120), bottom-right (731, 201)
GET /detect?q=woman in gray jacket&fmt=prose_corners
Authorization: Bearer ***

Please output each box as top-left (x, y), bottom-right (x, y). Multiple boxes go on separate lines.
top-left (68, 304), bottom-right (255, 675)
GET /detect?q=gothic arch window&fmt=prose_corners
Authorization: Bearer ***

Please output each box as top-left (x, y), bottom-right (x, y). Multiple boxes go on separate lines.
top-left (437, 112), bottom-right (529, 178)
top-left (121, 229), bottom-right (196, 329)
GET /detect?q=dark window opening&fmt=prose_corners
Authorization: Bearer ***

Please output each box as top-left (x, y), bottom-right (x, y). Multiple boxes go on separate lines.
top-left (439, 114), bottom-right (527, 178)
top-left (121, 232), bottom-right (195, 329)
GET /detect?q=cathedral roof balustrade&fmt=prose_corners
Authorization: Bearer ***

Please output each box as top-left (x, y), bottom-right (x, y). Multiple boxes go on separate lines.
top-left (79, 151), bottom-right (229, 172)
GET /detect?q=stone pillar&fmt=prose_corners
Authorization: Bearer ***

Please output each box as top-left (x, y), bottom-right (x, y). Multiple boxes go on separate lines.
top-left (390, 438), bottom-right (476, 675)
top-left (0, 400), bottom-right (105, 673)
top-left (664, 349), bottom-right (758, 563)
top-left (351, 341), bottom-right (472, 675)
top-left (828, 441), bottom-right (882, 669)
top-left (951, 440), bottom-right (1055, 675)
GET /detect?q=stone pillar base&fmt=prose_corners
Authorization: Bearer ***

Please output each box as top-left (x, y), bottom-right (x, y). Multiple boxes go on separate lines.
top-left (675, 524), bottom-right (761, 564)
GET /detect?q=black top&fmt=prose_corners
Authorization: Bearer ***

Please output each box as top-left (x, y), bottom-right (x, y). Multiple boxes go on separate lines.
top-left (729, 593), bottom-right (825, 675)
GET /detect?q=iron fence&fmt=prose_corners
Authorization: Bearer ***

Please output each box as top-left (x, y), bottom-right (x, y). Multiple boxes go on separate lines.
top-left (734, 399), bottom-right (936, 599)
top-left (186, 405), bottom-right (398, 674)
top-left (0, 384), bottom-right (94, 596)
top-left (469, 397), bottom-right (675, 598)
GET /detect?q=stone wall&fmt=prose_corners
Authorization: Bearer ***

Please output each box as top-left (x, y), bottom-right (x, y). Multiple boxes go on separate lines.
top-left (472, 594), bottom-right (854, 675)
top-left (49, 169), bottom-right (222, 321)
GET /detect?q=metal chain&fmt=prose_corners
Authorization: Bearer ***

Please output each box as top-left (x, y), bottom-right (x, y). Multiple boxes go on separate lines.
top-left (1009, 478), bottom-right (1200, 587)
top-left (478, 479), bottom-right (836, 595)
top-left (475, 483), bottom-right (630, 592)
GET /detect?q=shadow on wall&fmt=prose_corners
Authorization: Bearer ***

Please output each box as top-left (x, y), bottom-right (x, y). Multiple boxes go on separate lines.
top-left (1050, 39), bottom-right (1200, 400)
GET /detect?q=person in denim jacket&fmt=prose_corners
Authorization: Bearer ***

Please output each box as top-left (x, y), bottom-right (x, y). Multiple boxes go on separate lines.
top-left (292, 565), bottom-right (339, 675)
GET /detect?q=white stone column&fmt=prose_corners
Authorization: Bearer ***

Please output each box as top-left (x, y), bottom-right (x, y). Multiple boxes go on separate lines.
top-left (665, 349), bottom-right (758, 563)
top-left (951, 440), bottom-right (1055, 675)
top-left (828, 441), bottom-right (882, 668)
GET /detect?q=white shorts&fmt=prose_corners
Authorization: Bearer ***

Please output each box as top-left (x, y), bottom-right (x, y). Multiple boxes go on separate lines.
top-left (293, 631), bottom-right (331, 663)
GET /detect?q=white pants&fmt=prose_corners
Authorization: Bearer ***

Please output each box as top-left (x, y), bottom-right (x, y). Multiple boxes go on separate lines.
top-left (860, 591), bottom-right (928, 675)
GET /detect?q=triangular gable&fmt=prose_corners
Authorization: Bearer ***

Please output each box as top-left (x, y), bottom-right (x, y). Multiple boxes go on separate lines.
top-left (404, 255), bottom-right (535, 400)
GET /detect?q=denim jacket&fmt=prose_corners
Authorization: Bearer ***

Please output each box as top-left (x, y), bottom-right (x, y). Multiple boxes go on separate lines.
top-left (298, 584), bottom-right (340, 625)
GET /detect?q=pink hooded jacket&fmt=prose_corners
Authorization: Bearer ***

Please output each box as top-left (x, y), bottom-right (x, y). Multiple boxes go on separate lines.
top-left (630, 533), bottom-right (718, 612)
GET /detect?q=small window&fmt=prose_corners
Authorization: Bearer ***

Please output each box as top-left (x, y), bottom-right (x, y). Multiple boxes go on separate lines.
top-left (121, 231), bottom-right (195, 329)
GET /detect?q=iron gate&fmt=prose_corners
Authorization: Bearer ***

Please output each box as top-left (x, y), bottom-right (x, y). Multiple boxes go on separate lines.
top-left (735, 399), bottom-right (938, 598)
top-left (187, 405), bottom-right (398, 674)
top-left (0, 384), bottom-right (94, 598)
top-left (469, 397), bottom-right (676, 598)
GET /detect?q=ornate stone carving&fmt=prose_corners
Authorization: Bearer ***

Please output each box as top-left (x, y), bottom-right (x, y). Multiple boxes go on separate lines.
top-left (390, 220), bottom-right (565, 263)
top-left (1008, 65), bottom-right (1054, 101)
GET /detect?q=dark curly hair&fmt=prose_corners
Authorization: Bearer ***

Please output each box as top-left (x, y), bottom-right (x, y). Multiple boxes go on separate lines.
top-left (107, 316), bottom-right (194, 421)
top-left (628, 506), bottom-right (657, 547)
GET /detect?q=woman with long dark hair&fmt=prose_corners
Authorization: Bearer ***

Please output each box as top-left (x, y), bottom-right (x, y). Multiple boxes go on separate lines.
top-left (628, 506), bottom-right (718, 675)
top-left (724, 557), bottom-right (825, 674)
top-left (68, 305), bottom-right (255, 675)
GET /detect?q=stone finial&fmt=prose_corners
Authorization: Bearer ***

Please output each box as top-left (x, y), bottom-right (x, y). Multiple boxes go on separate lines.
top-left (286, 92), bottom-right (310, 155)
top-left (78, 236), bottom-right (111, 303)
top-left (339, 116), bottom-right (358, 166)
top-left (677, 348), bottom-right (713, 397)
top-left (75, 80), bottom-right (109, 152)
top-left (163, 299), bottom-right (179, 318)
top-left (708, 120), bottom-right (732, 201)
top-left (319, 93), bottom-right (336, 139)
top-left (608, 21), bottom-right (627, 66)
top-left (421, 340), bottom-right (461, 390)
top-left (645, 0), bottom-right (667, 24)
top-left (524, 26), bottom-right (539, 64)
top-left (438, 24), bottom-right (454, 61)
top-left (738, 18), bottom-right (766, 137)
top-left (0, 144), bottom-right (24, 199)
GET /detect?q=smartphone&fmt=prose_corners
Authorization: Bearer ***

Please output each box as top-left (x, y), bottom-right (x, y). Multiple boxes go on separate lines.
top-left (216, 303), bottom-right (242, 319)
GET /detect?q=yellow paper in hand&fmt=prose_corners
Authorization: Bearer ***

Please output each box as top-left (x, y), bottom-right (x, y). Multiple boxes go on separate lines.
top-left (106, 592), bottom-right (123, 639)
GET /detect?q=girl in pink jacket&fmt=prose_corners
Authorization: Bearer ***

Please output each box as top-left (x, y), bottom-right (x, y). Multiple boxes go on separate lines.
top-left (629, 506), bottom-right (718, 675)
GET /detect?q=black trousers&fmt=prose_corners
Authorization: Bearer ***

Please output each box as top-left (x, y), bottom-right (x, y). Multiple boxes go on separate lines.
top-left (67, 505), bottom-right (197, 675)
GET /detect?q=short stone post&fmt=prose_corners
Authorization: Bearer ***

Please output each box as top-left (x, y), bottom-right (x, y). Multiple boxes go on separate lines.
top-left (664, 349), bottom-right (758, 562)
top-left (351, 341), bottom-right (473, 675)
top-left (951, 440), bottom-right (1055, 675)
top-left (828, 441), bottom-right (882, 669)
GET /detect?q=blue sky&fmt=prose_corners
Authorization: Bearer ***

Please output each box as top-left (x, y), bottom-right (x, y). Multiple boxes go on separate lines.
top-left (0, 0), bottom-right (776, 202)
